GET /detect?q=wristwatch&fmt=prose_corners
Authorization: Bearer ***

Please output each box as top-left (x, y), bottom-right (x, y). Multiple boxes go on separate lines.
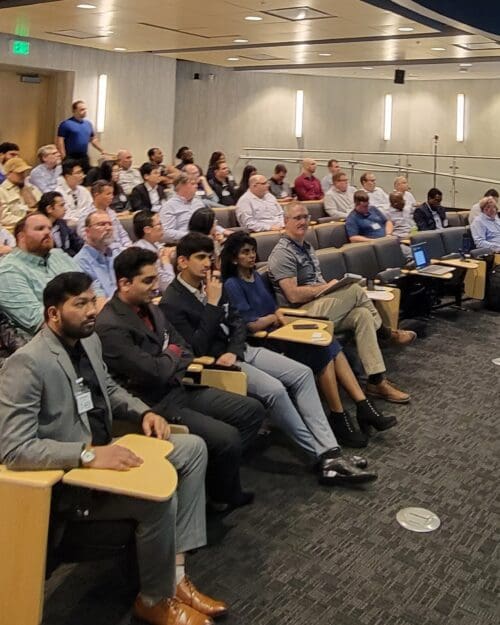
top-left (80, 447), bottom-right (96, 466)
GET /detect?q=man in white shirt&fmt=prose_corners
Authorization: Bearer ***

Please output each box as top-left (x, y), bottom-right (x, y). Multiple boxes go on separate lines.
top-left (394, 176), bottom-right (417, 217)
top-left (132, 211), bottom-right (175, 292)
top-left (236, 174), bottom-right (284, 232)
top-left (324, 171), bottom-right (355, 220)
top-left (470, 198), bottom-right (500, 252)
top-left (29, 144), bottom-right (62, 193)
top-left (160, 173), bottom-right (205, 242)
top-left (116, 149), bottom-right (143, 195)
top-left (321, 158), bottom-right (341, 194)
top-left (360, 171), bottom-right (389, 213)
top-left (55, 159), bottom-right (93, 226)
top-left (469, 188), bottom-right (498, 224)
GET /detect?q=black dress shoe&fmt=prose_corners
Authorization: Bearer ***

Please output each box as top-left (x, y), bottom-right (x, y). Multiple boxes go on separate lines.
top-left (329, 410), bottom-right (368, 448)
top-left (318, 456), bottom-right (377, 486)
top-left (356, 399), bottom-right (397, 434)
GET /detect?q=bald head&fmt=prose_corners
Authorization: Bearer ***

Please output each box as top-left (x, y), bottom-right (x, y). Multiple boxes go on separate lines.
top-left (116, 149), bottom-right (133, 170)
top-left (302, 158), bottom-right (317, 175)
top-left (249, 174), bottom-right (269, 198)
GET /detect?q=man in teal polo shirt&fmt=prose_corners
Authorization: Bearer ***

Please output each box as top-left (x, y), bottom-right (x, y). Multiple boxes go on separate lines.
top-left (345, 190), bottom-right (394, 243)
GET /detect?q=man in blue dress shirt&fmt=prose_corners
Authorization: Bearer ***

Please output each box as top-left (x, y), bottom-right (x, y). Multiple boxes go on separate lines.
top-left (345, 191), bottom-right (393, 242)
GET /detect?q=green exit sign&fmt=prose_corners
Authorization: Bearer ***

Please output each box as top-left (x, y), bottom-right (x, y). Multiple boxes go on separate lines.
top-left (11, 40), bottom-right (30, 56)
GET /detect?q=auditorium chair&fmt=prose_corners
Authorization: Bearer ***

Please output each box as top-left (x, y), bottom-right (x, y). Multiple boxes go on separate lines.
top-left (314, 222), bottom-right (349, 249)
top-left (213, 206), bottom-right (239, 229)
top-left (445, 211), bottom-right (462, 227)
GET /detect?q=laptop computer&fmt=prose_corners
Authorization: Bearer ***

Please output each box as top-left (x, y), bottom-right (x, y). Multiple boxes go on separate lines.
top-left (410, 242), bottom-right (454, 276)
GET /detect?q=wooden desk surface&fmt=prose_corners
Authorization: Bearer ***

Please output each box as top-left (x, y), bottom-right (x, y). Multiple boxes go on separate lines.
top-left (0, 465), bottom-right (63, 488)
top-left (402, 268), bottom-right (454, 280)
top-left (63, 434), bottom-right (177, 501)
top-left (267, 320), bottom-right (333, 346)
top-left (431, 258), bottom-right (479, 270)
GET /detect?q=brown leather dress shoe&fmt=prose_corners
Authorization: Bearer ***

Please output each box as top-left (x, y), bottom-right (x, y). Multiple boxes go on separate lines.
top-left (390, 329), bottom-right (417, 345)
top-left (176, 576), bottom-right (228, 619)
top-left (365, 379), bottom-right (410, 404)
top-left (133, 595), bottom-right (213, 625)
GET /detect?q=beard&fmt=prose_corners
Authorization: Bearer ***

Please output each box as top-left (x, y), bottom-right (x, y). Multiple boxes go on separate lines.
top-left (61, 318), bottom-right (96, 340)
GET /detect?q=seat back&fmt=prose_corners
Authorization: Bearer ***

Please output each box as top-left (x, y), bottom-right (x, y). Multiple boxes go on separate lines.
top-left (316, 248), bottom-right (348, 281)
top-left (213, 206), bottom-right (238, 228)
top-left (371, 237), bottom-right (406, 270)
top-left (314, 222), bottom-right (349, 249)
top-left (342, 243), bottom-right (381, 279)
top-left (301, 200), bottom-right (324, 222)
top-left (118, 213), bottom-right (136, 241)
top-left (253, 231), bottom-right (281, 262)
top-left (440, 226), bottom-right (466, 254)
top-left (304, 228), bottom-right (319, 249)
top-left (458, 211), bottom-right (470, 226)
top-left (410, 230), bottom-right (446, 259)
top-left (446, 211), bottom-right (461, 227)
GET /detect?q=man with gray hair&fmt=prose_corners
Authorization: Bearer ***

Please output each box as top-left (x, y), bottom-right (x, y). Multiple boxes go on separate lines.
top-left (393, 176), bottom-right (417, 216)
top-left (29, 144), bottom-right (62, 192)
top-left (236, 174), bottom-right (284, 231)
top-left (116, 149), bottom-right (143, 195)
top-left (160, 173), bottom-right (205, 242)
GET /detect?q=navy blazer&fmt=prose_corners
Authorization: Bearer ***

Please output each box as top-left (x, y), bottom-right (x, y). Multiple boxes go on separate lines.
top-left (129, 183), bottom-right (167, 213)
top-left (53, 218), bottom-right (83, 256)
top-left (414, 203), bottom-right (448, 231)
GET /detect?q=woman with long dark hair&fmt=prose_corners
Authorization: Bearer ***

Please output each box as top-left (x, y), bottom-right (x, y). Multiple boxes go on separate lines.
top-left (99, 160), bottom-right (128, 212)
top-left (234, 164), bottom-right (257, 201)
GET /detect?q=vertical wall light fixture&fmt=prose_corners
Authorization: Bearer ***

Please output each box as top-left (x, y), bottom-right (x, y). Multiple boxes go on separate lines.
top-left (96, 73), bottom-right (108, 133)
top-left (383, 93), bottom-right (392, 141)
top-left (456, 93), bottom-right (465, 142)
top-left (295, 89), bottom-right (304, 138)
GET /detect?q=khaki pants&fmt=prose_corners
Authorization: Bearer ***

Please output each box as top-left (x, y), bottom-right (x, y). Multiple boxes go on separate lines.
top-left (303, 284), bottom-right (386, 376)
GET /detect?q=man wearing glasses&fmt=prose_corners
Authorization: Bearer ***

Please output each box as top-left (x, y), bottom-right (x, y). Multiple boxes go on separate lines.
top-left (235, 174), bottom-right (285, 232)
top-left (268, 202), bottom-right (413, 404)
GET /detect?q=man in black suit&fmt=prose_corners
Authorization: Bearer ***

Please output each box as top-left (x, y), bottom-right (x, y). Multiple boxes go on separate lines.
top-left (129, 162), bottom-right (168, 213)
top-left (95, 247), bottom-right (264, 508)
top-left (414, 188), bottom-right (448, 231)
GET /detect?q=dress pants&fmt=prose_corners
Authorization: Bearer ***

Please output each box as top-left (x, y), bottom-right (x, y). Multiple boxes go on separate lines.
top-left (239, 345), bottom-right (338, 459)
top-left (65, 433), bottom-right (207, 602)
top-left (303, 283), bottom-right (386, 376)
top-left (153, 386), bottom-right (264, 503)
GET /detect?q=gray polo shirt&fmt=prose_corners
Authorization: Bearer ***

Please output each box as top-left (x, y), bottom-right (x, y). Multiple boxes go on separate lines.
top-left (267, 235), bottom-right (325, 307)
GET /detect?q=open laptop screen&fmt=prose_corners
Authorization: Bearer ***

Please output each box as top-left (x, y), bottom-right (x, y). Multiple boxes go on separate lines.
top-left (411, 243), bottom-right (429, 269)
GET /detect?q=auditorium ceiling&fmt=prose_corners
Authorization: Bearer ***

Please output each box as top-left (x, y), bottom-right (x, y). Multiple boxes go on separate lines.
top-left (0, 0), bottom-right (499, 79)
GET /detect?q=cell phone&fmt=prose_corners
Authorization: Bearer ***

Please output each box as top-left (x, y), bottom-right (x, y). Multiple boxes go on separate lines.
top-left (292, 323), bottom-right (319, 330)
top-left (366, 278), bottom-right (375, 291)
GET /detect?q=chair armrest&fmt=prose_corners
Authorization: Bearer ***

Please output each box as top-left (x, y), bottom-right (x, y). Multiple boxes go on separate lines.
top-left (192, 356), bottom-right (215, 366)
top-left (277, 307), bottom-right (308, 316)
top-left (0, 465), bottom-right (63, 488)
top-left (252, 331), bottom-right (268, 338)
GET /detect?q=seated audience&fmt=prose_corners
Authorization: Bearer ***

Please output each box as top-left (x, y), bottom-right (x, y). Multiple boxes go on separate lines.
top-left (184, 163), bottom-right (221, 208)
top-left (0, 142), bottom-right (20, 183)
top-left (236, 174), bottom-right (285, 232)
top-left (387, 191), bottom-right (415, 258)
top-left (78, 180), bottom-right (131, 251)
top-left (55, 159), bottom-right (93, 225)
top-left (294, 158), bottom-right (323, 201)
top-left (324, 171), bottom-right (355, 220)
top-left (96, 160), bottom-right (129, 213)
top-left (321, 158), bottom-right (341, 194)
top-left (160, 173), bottom-right (206, 242)
top-left (29, 144), bottom-right (62, 192)
top-left (394, 176), bottom-right (417, 216)
top-left (96, 247), bottom-right (265, 508)
top-left (116, 148), bottom-right (143, 195)
top-left (221, 232), bottom-right (396, 446)
top-left (469, 188), bottom-right (498, 224)
top-left (0, 271), bottom-right (223, 625)
top-left (130, 162), bottom-right (169, 213)
top-left (75, 211), bottom-right (120, 298)
top-left (234, 165), bottom-right (257, 202)
top-left (0, 157), bottom-right (41, 226)
top-left (345, 191), bottom-right (393, 242)
top-left (470, 197), bottom-right (500, 252)
top-left (147, 147), bottom-right (177, 188)
top-left (175, 146), bottom-right (194, 170)
top-left (38, 191), bottom-right (83, 257)
top-left (208, 161), bottom-right (238, 206)
top-left (268, 164), bottom-right (293, 200)
top-left (132, 210), bottom-right (175, 292)
top-left (360, 172), bottom-right (389, 213)
top-left (161, 233), bottom-right (377, 486)
top-left (188, 207), bottom-right (225, 267)
top-left (0, 226), bottom-right (15, 256)
top-left (267, 202), bottom-right (414, 403)
top-left (0, 212), bottom-right (77, 335)
top-left (206, 151), bottom-right (234, 182)
top-left (414, 188), bottom-right (448, 231)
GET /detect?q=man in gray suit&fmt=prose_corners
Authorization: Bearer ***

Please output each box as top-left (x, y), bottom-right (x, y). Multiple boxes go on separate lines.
top-left (0, 272), bottom-right (227, 625)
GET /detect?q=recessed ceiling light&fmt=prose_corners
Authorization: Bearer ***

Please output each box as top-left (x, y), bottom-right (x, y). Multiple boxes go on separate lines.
top-left (227, 57), bottom-right (240, 61)
top-left (362, 66), bottom-right (374, 70)
top-left (398, 27), bottom-right (414, 32)
top-left (459, 63), bottom-right (472, 67)
top-left (318, 53), bottom-right (331, 57)
top-left (296, 10), bottom-right (306, 20)
top-left (245, 16), bottom-right (262, 21)
top-left (233, 38), bottom-right (248, 43)
top-left (431, 47), bottom-right (446, 51)
top-left (113, 47), bottom-right (127, 51)
top-left (77, 3), bottom-right (96, 8)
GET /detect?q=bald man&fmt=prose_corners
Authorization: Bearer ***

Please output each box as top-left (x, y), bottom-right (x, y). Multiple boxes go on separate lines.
top-left (116, 149), bottom-right (142, 195)
top-left (236, 174), bottom-right (284, 232)
top-left (294, 158), bottom-right (324, 201)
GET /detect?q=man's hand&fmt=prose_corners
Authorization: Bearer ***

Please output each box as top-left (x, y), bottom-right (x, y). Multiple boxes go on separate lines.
top-left (327, 278), bottom-right (339, 287)
top-left (87, 445), bottom-right (143, 471)
top-left (0, 245), bottom-right (12, 255)
top-left (215, 352), bottom-right (237, 367)
top-left (142, 412), bottom-right (171, 440)
top-left (160, 246), bottom-right (176, 264)
top-left (275, 310), bottom-right (287, 326)
top-left (205, 269), bottom-right (223, 306)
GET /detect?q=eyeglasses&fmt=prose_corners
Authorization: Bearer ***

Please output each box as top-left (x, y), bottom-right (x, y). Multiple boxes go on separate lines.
top-left (291, 214), bottom-right (311, 222)
top-left (90, 221), bottom-right (113, 228)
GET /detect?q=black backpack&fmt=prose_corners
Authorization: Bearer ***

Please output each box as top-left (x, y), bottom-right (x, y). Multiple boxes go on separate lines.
top-left (486, 264), bottom-right (500, 311)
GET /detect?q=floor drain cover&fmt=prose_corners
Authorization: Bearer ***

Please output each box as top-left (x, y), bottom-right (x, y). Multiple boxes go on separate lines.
top-left (396, 507), bottom-right (441, 532)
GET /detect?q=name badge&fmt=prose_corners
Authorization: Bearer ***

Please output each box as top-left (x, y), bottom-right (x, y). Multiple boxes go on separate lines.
top-left (222, 190), bottom-right (230, 197)
top-left (195, 189), bottom-right (204, 196)
top-left (281, 191), bottom-right (287, 198)
top-left (162, 330), bottom-right (170, 351)
top-left (75, 378), bottom-right (94, 415)
top-left (372, 223), bottom-right (382, 230)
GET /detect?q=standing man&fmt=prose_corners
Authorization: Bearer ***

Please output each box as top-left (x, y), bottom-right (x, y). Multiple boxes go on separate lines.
top-left (294, 158), bottom-right (323, 201)
top-left (345, 191), bottom-right (393, 242)
top-left (236, 174), bottom-right (284, 232)
top-left (360, 172), bottom-right (389, 213)
top-left (29, 144), bottom-right (62, 193)
top-left (56, 100), bottom-right (105, 173)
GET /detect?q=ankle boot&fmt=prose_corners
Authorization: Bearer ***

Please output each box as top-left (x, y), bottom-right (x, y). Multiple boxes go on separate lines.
top-left (356, 399), bottom-right (397, 433)
top-left (329, 410), bottom-right (368, 448)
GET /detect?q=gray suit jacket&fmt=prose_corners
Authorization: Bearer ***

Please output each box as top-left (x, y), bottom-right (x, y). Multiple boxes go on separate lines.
top-left (0, 326), bottom-right (150, 470)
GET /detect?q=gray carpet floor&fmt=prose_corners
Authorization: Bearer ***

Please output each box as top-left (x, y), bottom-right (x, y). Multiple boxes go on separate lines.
top-left (43, 305), bottom-right (500, 625)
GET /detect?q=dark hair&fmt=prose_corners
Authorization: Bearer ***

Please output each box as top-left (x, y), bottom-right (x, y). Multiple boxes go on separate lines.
top-left (327, 158), bottom-right (339, 168)
top-left (0, 142), bottom-right (19, 154)
top-left (133, 210), bottom-right (156, 239)
top-left (147, 147), bottom-right (160, 160)
top-left (188, 207), bottom-right (216, 235)
top-left (43, 272), bottom-right (93, 319)
top-left (14, 212), bottom-right (46, 240)
top-left (176, 146), bottom-right (190, 159)
top-left (332, 171), bottom-right (347, 183)
top-left (274, 164), bottom-right (287, 174)
top-left (235, 165), bottom-right (257, 200)
top-left (140, 161), bottom-right (159, 179)
top-left (484, 188), bottom-right (499, 198)
top-left (62, 158), bottom-right (81, 177)
top-left (220, 231), bottom-right (257, 280)
top-left (114, 247), bottom-right (158, 282)
top-left (72, 100), bottom-right (84, 111)
top-left (207, 151), bottom-right (225, 169)
top-left (354, 190), bottom-right (369, 203)
top-left (38, 192), bottom-right (63, 215)
top-left (91, 179), bottom-right (113, 197)
top-left (177, 232), bottom-right (214, 260)
top-left (99, 159), bottom-right (120, 194)
top-left (427, 188), bottom-right (442, 200)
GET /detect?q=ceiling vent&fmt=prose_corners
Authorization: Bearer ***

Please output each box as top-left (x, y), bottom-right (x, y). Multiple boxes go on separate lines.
top-left (262, 6), bottom-right (335, 21)
top-left (48, 29), bottom-right (106, 39)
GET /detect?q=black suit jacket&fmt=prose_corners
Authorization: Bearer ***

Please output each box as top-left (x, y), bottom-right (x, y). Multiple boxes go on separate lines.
top-left (160, 278), bottom-right (247, 361)
top-left (413, 203), bottom-right (448, 231)
top-left (129, 183), bottom-right (167, 213)
top-left (95, 294), bottom-right (193, 406)
top-left (54, 219), bottom-right (83, 257)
